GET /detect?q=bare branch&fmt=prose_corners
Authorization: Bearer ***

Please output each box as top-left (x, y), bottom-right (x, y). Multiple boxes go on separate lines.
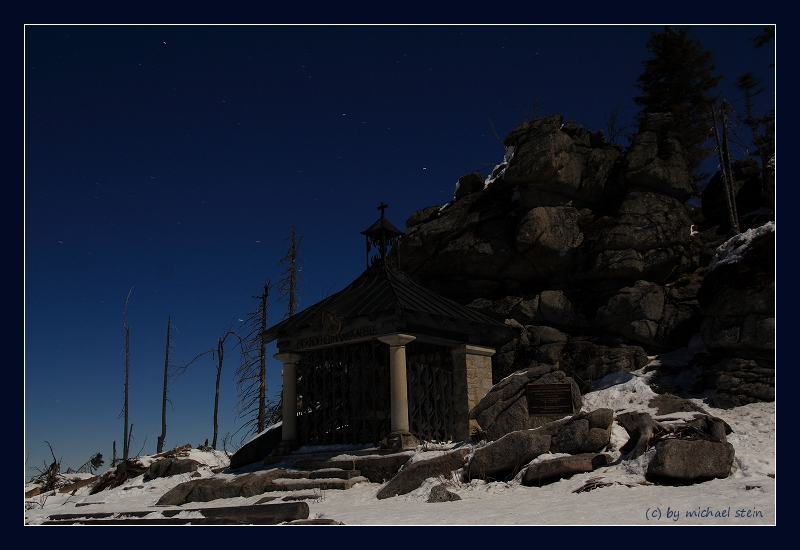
top-left (483, 112), bottom-right (504, 148)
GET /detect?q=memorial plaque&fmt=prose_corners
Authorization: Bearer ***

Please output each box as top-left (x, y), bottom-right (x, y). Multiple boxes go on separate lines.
top-left (526, 383), bottom-right (575, 415)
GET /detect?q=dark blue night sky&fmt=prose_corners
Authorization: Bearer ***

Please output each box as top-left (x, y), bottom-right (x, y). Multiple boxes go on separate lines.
top-left (24, 24), bottom-right (775, 475)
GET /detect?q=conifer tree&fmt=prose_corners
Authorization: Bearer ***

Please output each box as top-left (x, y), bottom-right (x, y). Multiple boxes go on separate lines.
top-left (633, 26), bottom-right (724, 180)
top-left (735, 26), bottom-right (775, 209)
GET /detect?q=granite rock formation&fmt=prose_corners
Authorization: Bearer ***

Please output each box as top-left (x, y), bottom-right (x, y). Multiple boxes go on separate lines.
top-left (398, 112), bottom-right (774, 407)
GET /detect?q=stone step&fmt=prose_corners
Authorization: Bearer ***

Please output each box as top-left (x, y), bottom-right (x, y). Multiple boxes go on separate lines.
top-left (263, 446), bottom-right (397, 466)
top-left (292, 454), bottom-right (411, 483)
top-left (307, 468), bottom-right (363, 480)
top-left (265, 476), bottom-right (369, 492)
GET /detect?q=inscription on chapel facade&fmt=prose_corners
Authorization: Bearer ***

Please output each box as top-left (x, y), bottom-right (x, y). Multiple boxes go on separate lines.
top-left (295, 325), bottom-right (380, 350)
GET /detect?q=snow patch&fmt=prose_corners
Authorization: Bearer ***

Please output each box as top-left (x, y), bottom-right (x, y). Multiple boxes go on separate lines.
top-left (708, 221), bottom-right (774, 272)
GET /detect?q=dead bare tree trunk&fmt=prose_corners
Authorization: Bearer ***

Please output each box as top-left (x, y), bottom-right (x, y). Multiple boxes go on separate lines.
top-left (122, 288), bottom-right (133, 461)
top-left (127, 424), bottom-right (134, 457)
top-left (157, 316), bottom-right (174, 454)
top-left (712, 107), bottom-right (739, 236)
top-left (212, 336), bottom-right (223, 450)
top-left (277, 227), bottom-right (303, 320)
top-left (112, 440), bottom-right (117, 467)
top-left (234, 280), bottom-right (272, 440)
top-left (179, 329), bottom-right (241, 451)
top-left (257, 283), bottom-right (269, 433)
top-left (616, 412), bottom-right (673, 460)
top-left (720, 100), bottom-right (740, 234)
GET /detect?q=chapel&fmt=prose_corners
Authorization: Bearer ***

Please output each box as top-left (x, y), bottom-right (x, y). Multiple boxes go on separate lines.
top-left (262, 204), bottom-right (510, 452)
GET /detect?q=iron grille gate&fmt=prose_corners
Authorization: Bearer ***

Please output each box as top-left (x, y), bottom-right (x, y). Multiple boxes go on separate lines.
top-left (407, 342), bottom-right (455, 443)
top-left (296, 339), bottom-right (456, 446)
top-left (297, 340), bottom-right (390, 446)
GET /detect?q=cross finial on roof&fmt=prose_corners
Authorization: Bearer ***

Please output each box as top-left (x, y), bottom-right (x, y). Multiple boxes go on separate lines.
top-left (378, 202), bottom-right (388, 217)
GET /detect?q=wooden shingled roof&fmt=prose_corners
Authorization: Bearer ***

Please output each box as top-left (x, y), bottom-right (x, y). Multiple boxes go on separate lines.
top-left (262, 264), bottom-right (510, 348)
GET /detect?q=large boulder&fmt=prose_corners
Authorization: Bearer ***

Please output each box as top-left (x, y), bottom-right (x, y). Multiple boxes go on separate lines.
top-left (155, 470), bottom-right (289, 506)
top-left (144, 458), bottom-right (200, 481)
top-left (548, 409), bottom-right (613, 454)
top-left (376, 448), bottom-right (470, 500)
top-left (469, 364), bottom-right (582, 440)
top-left (522, 453), bottom-right (611, 487)
top-left (229, 425), bottom-right (282, 470)
top-left (454, 172), bottom-right (486, 201)
top-left (467, 409), bottom-right (613, 481)
top-left (467, 430), bottom-right (551, 481)
top-left (646, 440), bottom-right (735, 484)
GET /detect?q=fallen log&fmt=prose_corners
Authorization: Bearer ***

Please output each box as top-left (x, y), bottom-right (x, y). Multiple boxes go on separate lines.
top-left (153, 443), bottom-right (193, 459)
top-left (616, 411), bottom-right (672, 460)
top-left (42, 502), bottom-right (309, 525)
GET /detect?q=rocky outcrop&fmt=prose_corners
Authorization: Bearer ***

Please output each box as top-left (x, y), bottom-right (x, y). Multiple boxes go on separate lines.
top-left (397, 112), bottom-right (706, 390)
top-left (623, 112), bottom-right (694, 201)
top-left (696, 223), bottom-right (775, 408)
top-left (466, 409), bottom-right (613, 481)
top-left (401, 113), bottom-right (696, 293)
top-left (376, 448), bottom-right (470, 500)
top-left (396, 110), bottom-right (773, 408)
top-left (156, 471), bottom-right (290, 506)
top-left (469, 364), bottom-right (582, 440)
top-left (467, 430), bottom-right (552, 481)
top-left (143, 458), bottom-right (200, 481)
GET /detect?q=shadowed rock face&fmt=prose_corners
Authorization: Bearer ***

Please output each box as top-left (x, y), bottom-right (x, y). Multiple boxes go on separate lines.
top-left (396, 111), bottom-right (772, 407)
top-left (696, 224), bottom-right (775, 408)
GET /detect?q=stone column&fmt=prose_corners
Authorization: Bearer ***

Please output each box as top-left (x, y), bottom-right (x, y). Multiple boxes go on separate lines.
top-left (451, 344), bottom-right (495, 441)
top-left (377, 333), bottom-right (419, 450)
top-left (274, 351), bottom-right (302, 451)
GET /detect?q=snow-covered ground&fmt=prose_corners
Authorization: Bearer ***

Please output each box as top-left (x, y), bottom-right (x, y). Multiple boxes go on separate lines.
top-left (24, 349), bottom-right (776, 526)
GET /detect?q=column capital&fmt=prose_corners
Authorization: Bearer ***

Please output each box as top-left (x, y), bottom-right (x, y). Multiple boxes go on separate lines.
top-left (273, 351), bottom-right (302, 363)
top-left (451, 344), bottom-right (496, 357)
top-left (377, 333), bottom-right (416, 347)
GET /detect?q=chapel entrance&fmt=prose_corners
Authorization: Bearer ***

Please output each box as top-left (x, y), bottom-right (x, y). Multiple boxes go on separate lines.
top-left (295, 340), bottom-right (457, 446)
top-left (297, 340), bottom-right (390, 446)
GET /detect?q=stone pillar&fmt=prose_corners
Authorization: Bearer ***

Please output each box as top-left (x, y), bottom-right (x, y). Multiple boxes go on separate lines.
top-left (451, 344), bottom-right (495, 441)
top-left (274, 351), bottom-right (302, 452)
top-left (377, 333), bottom-right (419, 450)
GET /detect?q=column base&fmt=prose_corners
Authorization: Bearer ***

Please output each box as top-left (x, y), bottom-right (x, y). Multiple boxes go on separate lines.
top-left (382, 432), bottom-right (419, 451)
top-left (273, 439), bottom-right (300, 457)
